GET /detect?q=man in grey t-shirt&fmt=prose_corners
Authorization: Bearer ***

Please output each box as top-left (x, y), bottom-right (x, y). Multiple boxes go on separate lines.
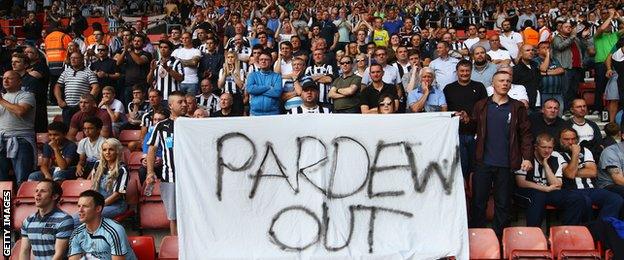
top-left (598, 132), bottom-right (624, 200)
top-left (0, 70), bottom-right (36, 185)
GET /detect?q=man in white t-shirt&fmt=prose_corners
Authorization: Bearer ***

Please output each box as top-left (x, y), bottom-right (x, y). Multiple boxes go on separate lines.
top-left (499, 20), bottom-right (524, 59)
top-left (487, 35), bottom-right (513, 66)
top-left (172, 32), bottom-right (202, 95)
top-left (463, 24), bottom-right (480, 51)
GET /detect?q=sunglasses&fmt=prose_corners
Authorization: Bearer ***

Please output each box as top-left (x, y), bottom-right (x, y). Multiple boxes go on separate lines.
top-left (340, 61), bottom-right (352, 65)
top-left (357, 59), bottom-right (365, 62)
top-left (378, 102), bottom-right (392, 106)
top-left (478, 30), bottom-right (486, 33)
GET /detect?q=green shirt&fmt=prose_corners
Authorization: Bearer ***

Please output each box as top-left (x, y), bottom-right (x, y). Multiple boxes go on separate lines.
top-left (594, 32), bottom-right (620, 63)
top-left (331, 74), bottom-right (362, 110)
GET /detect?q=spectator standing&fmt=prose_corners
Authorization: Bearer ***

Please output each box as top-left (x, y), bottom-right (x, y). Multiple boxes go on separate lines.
top-left (471, 47), bottom-right (497, 88)
top-left (534, 41), bottom-right (565, 111)
top-left (0, 70), bottom-right (36, 186)
top-left (172, 32), bottom-right (202, 95)
top-left (114, 34), bottom-right (152, 104)
top-left (89, 44), bottom-right (120, 92)
top-left (428, 42), bottom-right (459, 90)
top-left (147, 91), bottom-right (188, 235)
top-left (246, 52), bottom-right (283, 116)
top-left (445, 60), bottom-right (488, 179)
top-left (499, 19), bottom-right (524, 60)
top-left (329, 56), bottom-right (361, 113)
top-left (552, 21), bottom-right (589, 112)
top-left (513, 44), bottom-right (541, 111)
top-left (469, 71), bottom-right (533, 237)
top-left (54, 52), bottom-right (100, 123)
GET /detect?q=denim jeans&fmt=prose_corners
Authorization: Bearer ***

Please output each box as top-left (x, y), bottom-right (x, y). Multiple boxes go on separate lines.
top-left (179, 83), bottom-right (199, 95)
top-left (469, 164), bottom-right (513, 237)
top-left (571, 188), bottom-right (623, 222)
top-left (0, 138), bottom-right (35, 186)
top-left (28, 166), bottom-right (77, 181)
top-left (516, 188), bottom-right (586, 226)
top-left (594, 62), bottom-right (607, 111)
top-left (458, 134), bottom-right (476, 180)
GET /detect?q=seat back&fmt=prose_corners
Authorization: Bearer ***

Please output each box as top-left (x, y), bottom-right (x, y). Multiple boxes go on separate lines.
top-left (159, 235), bottom-right (179, 259)
top-left (502, 227), bottom-right (548, 259)
top-left (16, 181), bottom-right (38, 204)
top-left (549, 226), bottom-right (595, 259)
top-left (127, 151), bottom-right (143, 171)
top-left (60, 179), bottom-right (92, 203)
top-left (469, 228), bottom-right (500, 259)
top-left (119, 130), bottom-right (141, 145)
top-left (128, 236), bottom-right (156, 260)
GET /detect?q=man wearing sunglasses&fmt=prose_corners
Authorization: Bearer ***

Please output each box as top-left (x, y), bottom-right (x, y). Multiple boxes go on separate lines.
top-left (469, 26), bottom-right (491, 53)
top-left (89, 44), bottom-right (120, 89)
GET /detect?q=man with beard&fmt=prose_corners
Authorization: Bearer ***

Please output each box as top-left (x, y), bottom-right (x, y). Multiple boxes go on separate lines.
top-left (499, 19), bottom-right (524, 60)
top-left (471, 47), bottom-right (498, 88)
top-left (557, 127), bottom-right (623, 221)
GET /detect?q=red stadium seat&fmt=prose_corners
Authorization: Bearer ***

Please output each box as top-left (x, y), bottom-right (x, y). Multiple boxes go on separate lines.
top-left (502, 227), bottom-right (552, 259)
top-left (13, 203), bottom-right (37, 230)
top-left (127, 171), bottom-right (141, 205)
top-left (123, 147), bottom-right (132, 164)
top-left (469, 228), bottom-right (500, 259)
top-left (119, 130), bottom-right (141, 146)
top-left (128, 236), bottom-right (156, 260)
top-left (36, 133), bottom-right (49, 150)
top-left (139, 201), bottom-right (169, 229)
top-left (127, 152), bottom-right (143, 171)
top-left (159, 235), bottom-right (179, 260)
top-left (549, 226), bottom-right (599, 259)
top-left (59, 203), bottom-right (80, 215)
top-left (16, 181), bottom-right (38, 204)
top-left (606, 249), bottom-right (613, 260)
top-left (60, 179), bottom-right (92, 203)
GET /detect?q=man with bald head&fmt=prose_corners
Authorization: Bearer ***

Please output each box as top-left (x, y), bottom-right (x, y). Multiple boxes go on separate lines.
top-left (0, 70), bottom-right (36, 185)
top-left (513, 44), bottom-right (541, 112)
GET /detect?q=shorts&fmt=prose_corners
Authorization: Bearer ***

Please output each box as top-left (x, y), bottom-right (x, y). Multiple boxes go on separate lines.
top-left (605, 73), bottom-right (619, 101)
top-left (160, 182), bottom-right (177, 220)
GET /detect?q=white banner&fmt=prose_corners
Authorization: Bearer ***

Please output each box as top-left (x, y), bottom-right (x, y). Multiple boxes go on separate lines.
top-left (174, 113), bottom-right (468, 260)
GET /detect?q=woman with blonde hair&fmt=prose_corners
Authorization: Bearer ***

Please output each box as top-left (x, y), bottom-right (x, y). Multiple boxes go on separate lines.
top-left (89, 138), bottom-right (129, 219)
top-left (218, 50), bottom-right (246, 114)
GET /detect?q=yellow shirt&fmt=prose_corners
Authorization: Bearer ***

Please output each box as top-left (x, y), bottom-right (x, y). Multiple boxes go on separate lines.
top-left (373, 29), bottom-right (389, 47)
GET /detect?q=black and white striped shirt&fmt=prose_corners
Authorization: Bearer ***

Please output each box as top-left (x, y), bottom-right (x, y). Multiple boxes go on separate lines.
top-left (153, 57), bottom-right (184, 100)
top-left (219, 68), bottom-right (246, 94)
top-left (147, 118), bottom-right (176, 183)
top-left (57, 66), bottom-right (98, 106)
top-left (196, 93), bottom-right (220, 114)
top-left (515, 152), bottom-right (565, 186)
top-left (287, 105), bottom-right (331, 114)
top-left (560, 147), bottom-right (595, 189)
top-left (392, 62), bottom-right (412, 79)
top-left (304, 64), bottom-right (335, 104)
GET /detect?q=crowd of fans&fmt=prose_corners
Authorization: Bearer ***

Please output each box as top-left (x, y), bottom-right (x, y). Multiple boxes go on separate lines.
top-left (2, 0), bottom-right (624, 258)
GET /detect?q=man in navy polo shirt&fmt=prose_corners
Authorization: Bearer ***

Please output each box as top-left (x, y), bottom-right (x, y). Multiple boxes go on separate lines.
top-left (19, 180), bottom-right (74, 259)
top-left (467, 71), bottom-right (533, 237)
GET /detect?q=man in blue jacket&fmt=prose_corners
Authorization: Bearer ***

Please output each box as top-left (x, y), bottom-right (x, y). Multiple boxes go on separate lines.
top-left (246, 50), bottom-right (283, 116)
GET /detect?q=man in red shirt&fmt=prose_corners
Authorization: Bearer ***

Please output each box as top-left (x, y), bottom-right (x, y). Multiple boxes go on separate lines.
top-left (67, 94), bottom-right (112, 142)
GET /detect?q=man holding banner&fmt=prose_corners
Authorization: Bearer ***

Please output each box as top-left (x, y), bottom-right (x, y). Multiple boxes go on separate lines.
top-left (146, 91), bottom-right (188, 235)
top-left (468, 71), bottom-right (534, 237)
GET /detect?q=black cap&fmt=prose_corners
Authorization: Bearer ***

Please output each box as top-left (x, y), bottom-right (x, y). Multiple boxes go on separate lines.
top-left (300, 76), bottom-right (318, 91)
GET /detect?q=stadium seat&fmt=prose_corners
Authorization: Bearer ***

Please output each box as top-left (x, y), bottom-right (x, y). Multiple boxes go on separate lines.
top-left (127, 151), bottom-right (143, 171)
top-left (123, 147), bottom-right (132, 164)
top-left (15, 181), bottom-right (38, 204)
top-left (13, 203), bottom-right (37, 230)
top-left (119, 130), bottom-right (142, 146)
top-left (549, 226), bottom-right (599, 259)
top-left (60, 179), bottom-right (92, 203)
top-left (606, 249), bottom-right (613, 260)
top-left (468, 228), bottom-right (500, 259)
top-left (128, 236), bottom-right (157, 260)
top-left (58, 179), bottom-right (92, 215)
top-left (36, 133), bottom-right (49, 150)
top-left (139, 180), bottom-right (168, 229)
top-left (159, 235), bottom-right (179, 260)
top-left (127, 171), bottom-right (141, 205)
top-left (502, 227), bottom-right (552, 259)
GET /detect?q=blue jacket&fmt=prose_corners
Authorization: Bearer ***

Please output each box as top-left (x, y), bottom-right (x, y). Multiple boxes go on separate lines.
top-left (246, 70), bottom-right (283, 116)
